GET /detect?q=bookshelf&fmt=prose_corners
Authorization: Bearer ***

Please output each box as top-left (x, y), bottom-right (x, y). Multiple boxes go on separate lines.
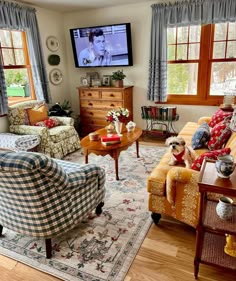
top-left (141, 105), bottom-right (179, 138)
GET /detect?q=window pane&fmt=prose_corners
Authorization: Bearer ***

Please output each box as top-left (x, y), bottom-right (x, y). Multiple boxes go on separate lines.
top-left (177, 45), bottom-right (187, 60)
top-left (228, 22), bottom-right (236, 40)
top-left (189, 26), bottom-right (201, 42)
top-left (214, 23), bottom-right (227, 41)
top-left (0, 30), bottom-right (11, 47)
top-left (167, 28), bottom-right (176, 44)
top-left (227, 41), bottom-right (236, 58)
top-left (177, 26), bottom-right (188, 43)
top-left (5, 69), bottom-right (30, 97)
top-left (189, 43), bottom-right (200, 60)
top-left (213, 42), bottom-right (226, 58)
top-left (2, 49), bottom-right (15, 65)
top-left (210, 62), bottom-right (236, 95)
top-left (168, 45), bottom-right (175, 60)
top-left (167, 63), bottom-right (198, 95)
top-left (15, 49), bottom-right (25, 65)
top-left (12, 31), bottom-right (23, 48)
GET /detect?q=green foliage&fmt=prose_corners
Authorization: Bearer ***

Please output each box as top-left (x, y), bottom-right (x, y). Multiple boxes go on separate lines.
top-left (60, 100), bottom-right (73, 116)
top-left (5, 69), bottom-right (27, 86)
top-left (111, 70), bottom-right (126, 80)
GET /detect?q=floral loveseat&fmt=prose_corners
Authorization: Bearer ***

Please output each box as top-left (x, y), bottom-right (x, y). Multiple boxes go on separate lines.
top-left (147, 109), bottom-right (236, 228)
top-left (8, 100), bottom-right (80, 159)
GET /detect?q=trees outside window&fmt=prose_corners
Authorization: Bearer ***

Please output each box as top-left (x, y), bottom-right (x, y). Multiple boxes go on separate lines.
top-left (0, 29), bottom-right (35, 104)
top-left (167, 22), bottom-right (236, 105)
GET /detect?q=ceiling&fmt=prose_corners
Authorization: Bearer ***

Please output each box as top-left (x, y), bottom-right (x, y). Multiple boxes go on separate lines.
top-left (15, 0), bottom-right (156, 13)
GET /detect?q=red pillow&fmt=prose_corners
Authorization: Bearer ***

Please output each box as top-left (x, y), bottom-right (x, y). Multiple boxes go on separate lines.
top-left (191, 148), bottom-right (231, 171)
top-left (208, 122), bottom-right (232, 150)
top-left (208, 109), bottom-right (232, 128)
top-left (34, 118), bottom-right (56, 129)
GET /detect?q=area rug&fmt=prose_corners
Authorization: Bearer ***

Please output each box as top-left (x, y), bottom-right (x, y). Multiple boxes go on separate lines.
top-left (0, 144), bottom-right (166, 281)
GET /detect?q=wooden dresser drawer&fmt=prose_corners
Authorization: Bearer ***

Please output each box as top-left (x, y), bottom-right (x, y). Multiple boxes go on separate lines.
top-left (80, 90), bottom-right (100, 99)
top-left (101, 91), bottom-right (122, 100)
top-left (80, 100), bottom-right (123, 109)
top-left (81, 109), bottom-right (108, 119)
top-left (80, 116), bottom-right (107, 126)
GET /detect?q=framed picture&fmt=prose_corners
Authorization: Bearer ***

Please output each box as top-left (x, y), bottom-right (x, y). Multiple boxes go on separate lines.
top-left (46, 36), bottom-right (59, 52)
top-left (91, 79), bottom-right (102, 87)
top-left (102, 75), bottom-right (111, 86)
top-left (49, 68), bottom-right (63, 85)
top-left (86, 72), bottom-right (99, 86)
top-left (80, 77), bottom-right (89, 87)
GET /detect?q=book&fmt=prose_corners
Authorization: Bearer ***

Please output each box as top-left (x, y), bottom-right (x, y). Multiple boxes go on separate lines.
top-left (101, 140), bottom-right (121, 146)
top-left (101, 134), bottom-right (121, 142)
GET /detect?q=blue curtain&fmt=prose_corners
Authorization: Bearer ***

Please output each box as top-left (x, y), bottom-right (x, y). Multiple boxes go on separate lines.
top-left (148, 0), bottom-right (236, 102)
top-left (0, 1), bottom-right (51, 115)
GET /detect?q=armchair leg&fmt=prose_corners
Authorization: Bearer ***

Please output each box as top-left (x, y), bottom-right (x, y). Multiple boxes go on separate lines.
top-left (151, 212), bottom-right (161, 225)
top-left (0, 224), bottom-right (3, 236)
top-left (96, 202), bottom-right (104, 215)
top-left (45, 238), bottom-right (52, 259)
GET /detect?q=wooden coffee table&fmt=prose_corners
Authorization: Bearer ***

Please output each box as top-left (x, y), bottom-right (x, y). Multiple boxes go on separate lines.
top-left (80, 127), bottom-right (143, 180)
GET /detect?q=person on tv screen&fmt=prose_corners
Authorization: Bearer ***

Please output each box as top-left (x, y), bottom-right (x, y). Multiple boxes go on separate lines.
top-left (79, 29), bottom-right (111, 66)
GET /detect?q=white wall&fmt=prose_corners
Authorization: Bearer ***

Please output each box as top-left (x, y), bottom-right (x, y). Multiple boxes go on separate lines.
top-left (0, 1), bottom-right (218, 133)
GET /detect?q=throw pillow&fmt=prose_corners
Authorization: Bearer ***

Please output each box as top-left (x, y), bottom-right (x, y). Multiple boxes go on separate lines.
top-left (191, 148), bottom-right (231, 171)
top-left (192, 122), bottom-right (211, 149)
top-left (49, 116), bottom-right (61, 126)
top-left (208, 121), bottom-right (232, 150)
top-left (208, 109), bottom-right (232, 128)
top-left (27, 104), bottom-right (48, 125)
top-left (34, 118), bottom-right (57, 129)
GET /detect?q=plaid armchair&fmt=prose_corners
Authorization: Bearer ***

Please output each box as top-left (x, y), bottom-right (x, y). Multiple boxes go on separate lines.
top-left (8, 100), bottom-right (80, 159)
top-left (0, 151), bottom-right (106, 258)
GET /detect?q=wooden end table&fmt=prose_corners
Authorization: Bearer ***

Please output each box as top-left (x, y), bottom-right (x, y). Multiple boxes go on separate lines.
top-left (194, 159), bottom-right (236, 279)
top-left (80, 127), bottom-right (142, 180)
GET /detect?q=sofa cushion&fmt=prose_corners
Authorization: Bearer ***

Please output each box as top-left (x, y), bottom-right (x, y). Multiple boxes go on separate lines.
top-left (208, 122), bottom-right (232, 150)
top-left (27, 104), bottom-right (48, 125)
top-left (192, 122), bottom-right (210, 149)
top-left (208, 109), bottom-right (232, 128)
top-left (191, 148), bottom-right (231, 171)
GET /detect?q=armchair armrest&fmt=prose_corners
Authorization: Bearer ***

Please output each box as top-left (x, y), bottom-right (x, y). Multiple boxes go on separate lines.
top-left (51, 116), bottom-right (74, 126)
top-left (166, 167), bottom-right (200, 205)
top-left (9, 125), bottom-right (48, 138)
top-left (197, 116), bottom-right (211, 125)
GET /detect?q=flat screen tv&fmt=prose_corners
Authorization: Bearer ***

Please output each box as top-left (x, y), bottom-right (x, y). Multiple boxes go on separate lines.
top-left (70, 23), bottom-right (133, 68)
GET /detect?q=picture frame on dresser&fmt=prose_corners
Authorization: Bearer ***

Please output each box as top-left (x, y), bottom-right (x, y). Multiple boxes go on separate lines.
top-left (80, 77), bottom-right (89, 87)
top-left (102, 75), bottom-right (111, 86)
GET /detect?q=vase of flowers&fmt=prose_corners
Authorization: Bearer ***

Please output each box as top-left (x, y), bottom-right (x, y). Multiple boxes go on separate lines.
top-left (106, 108), bottom-right (129, 136)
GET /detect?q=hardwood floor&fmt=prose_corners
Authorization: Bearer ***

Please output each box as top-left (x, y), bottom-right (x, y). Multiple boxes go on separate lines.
top-left (0, 137), bottom-right (235, 281)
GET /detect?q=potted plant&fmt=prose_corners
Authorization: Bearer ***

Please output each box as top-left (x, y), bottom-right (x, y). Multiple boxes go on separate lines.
top-left (111, 70), bottom-right (126, 88)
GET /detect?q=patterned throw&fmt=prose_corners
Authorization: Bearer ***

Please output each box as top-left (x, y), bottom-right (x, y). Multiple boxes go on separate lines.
top-left (0, 144), bottom-right (166, 281)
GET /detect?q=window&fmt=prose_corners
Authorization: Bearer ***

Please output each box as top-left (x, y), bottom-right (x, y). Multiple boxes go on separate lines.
top-left (0, 29), bottom-right (35, 105)
top-left (167, 22), bottom-right (236, 105)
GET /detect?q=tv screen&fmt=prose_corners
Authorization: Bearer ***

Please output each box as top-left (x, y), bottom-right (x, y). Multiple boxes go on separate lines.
top-left (70, 23), bottom-right (133, 68)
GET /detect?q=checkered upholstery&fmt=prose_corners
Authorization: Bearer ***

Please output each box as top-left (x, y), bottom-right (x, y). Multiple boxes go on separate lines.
top-left (0, 151), bottom-right (105, 238)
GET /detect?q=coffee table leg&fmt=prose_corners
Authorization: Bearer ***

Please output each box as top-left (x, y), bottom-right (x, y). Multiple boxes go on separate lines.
top-left (84, 149), bottom-right (88, 164)
top-left (136, 140), bottom-right (140, 158)
top-left (115, 158), bottom-right (119, 180)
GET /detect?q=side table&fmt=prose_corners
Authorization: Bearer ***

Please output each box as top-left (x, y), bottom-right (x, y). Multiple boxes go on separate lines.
top-left (194, 159), bottom-right (236, 279)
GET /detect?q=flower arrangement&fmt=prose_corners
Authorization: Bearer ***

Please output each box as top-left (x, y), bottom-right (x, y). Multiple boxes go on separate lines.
top-left (106, 107), bottom-right (129, 123)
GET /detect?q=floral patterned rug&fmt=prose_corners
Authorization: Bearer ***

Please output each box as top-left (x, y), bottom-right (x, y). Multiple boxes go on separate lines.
top-left (0, 144), bottom-right (166, 281)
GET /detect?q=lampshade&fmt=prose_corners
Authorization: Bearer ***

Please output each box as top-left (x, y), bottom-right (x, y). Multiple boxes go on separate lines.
top-left (229, 108), bottom-right (236, 132)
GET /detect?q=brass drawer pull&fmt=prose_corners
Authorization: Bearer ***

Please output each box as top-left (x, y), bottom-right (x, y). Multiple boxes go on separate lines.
top-left (88, 102), bottom-right (93, 106)
top-left (110, 94), bottom-right (114, 97)
top-left (110, 104), bottom-right (115, 107)
top-left (89, 112), bottom-right (94, 115)
top-left (88, 93), bottom-right (92, 96)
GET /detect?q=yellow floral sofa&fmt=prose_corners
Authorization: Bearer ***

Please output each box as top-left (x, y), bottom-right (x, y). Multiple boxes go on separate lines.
top-left (147, 116), bottom-right (236, 228)
top-left (8, 100), bottom-right (80, 159)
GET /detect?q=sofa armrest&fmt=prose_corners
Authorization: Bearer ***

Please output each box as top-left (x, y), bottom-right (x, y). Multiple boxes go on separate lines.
top-left (197, 116), bottom-right (211, 125)
top-left (166, 167), bottom-right (200, 205)
top-left (51, 116), bottom-right (74, 126)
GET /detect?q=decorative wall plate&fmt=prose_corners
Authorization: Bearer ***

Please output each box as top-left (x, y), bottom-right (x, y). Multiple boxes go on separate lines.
top-left (49, 69), bottom-right (63, 85)
top-left (48, 54), bottom-right (60, 66)
top-left (46, 36), bottom-right (59, 52)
